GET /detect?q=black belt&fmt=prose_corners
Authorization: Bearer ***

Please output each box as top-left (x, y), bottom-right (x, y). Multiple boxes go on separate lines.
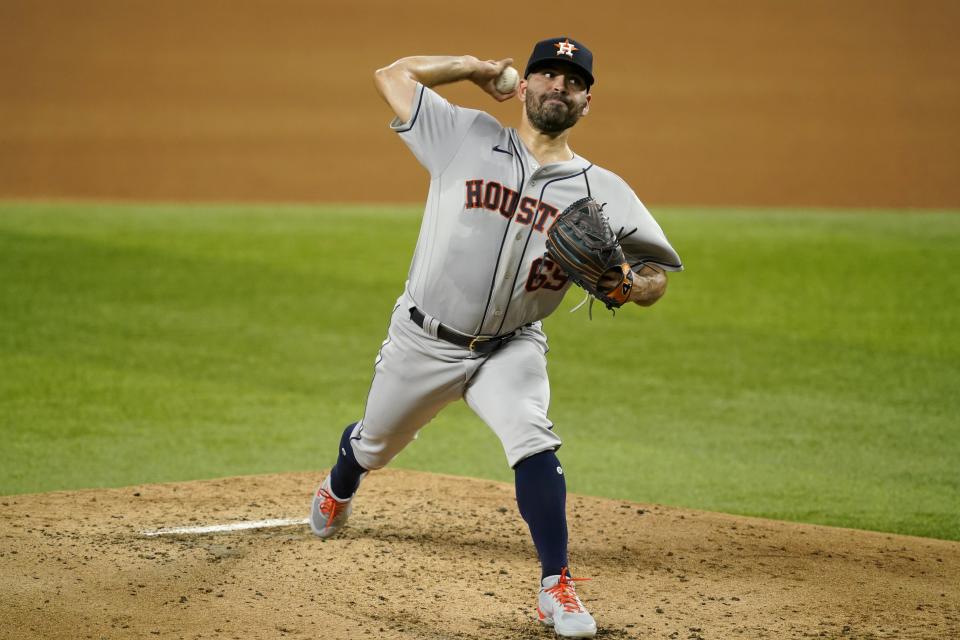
top-left (409, 307), bottom-right (517, 354)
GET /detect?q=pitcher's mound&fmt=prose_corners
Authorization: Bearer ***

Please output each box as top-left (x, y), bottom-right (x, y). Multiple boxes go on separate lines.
top-left (2, 469), bottom-right (958, 639)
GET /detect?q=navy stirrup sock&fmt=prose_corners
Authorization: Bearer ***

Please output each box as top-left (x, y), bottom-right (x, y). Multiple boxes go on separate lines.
top-left (514, 450), bottom-right (569, 580)
top-left (328, 423), bottom-right (367, 500)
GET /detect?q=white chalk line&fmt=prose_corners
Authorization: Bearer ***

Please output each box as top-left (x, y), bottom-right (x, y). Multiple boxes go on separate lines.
top-left (142, 517), bottom-right (309, 537)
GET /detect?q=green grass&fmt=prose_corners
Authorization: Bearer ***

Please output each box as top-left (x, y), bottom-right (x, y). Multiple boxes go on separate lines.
top-left (1, 201), bottom-right (958, 540)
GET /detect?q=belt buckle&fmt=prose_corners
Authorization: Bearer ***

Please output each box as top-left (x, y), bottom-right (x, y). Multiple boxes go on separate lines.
top-left (468, 335), bottom-right (489, 352)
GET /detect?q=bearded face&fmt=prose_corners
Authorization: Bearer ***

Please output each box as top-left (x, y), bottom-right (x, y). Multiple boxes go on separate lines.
top-left (523, 68), bottom-right (590, 134)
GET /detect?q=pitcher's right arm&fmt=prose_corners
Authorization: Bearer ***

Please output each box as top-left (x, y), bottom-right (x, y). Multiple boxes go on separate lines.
top-left (374, 55), bottom-right (516, 122)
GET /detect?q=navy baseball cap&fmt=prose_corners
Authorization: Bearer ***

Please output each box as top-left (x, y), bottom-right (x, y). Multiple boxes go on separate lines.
top-left (524, 37), bottom-right (595, 87)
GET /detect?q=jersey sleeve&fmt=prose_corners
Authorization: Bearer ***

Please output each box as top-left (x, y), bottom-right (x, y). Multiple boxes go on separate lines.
top-left (622, 195), bottom-right (683, 271)
top-left (389, 83), bottom-right (482, 176)
top-left (602, 187), bottom-right (683, 272)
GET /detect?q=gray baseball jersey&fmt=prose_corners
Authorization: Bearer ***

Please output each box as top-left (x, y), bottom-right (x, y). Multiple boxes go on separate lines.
top-left (393, 83), bottom-right (682, 337)
top-left (350, 82), bottom-right (682, 471)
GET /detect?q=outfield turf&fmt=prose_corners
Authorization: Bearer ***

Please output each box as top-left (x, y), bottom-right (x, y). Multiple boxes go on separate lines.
top-left (1, 202), bottom-right (958, 540)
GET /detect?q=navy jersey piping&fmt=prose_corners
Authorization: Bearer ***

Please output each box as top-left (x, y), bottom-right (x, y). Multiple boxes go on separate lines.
top-left (494, 164), bottom-right (595, 335)
top-left (393, 85), bottom-right (426, 133)
top-left (475, 135), bottom-right (525, 335)
top-left (630, 257), bottom-right (684, 270)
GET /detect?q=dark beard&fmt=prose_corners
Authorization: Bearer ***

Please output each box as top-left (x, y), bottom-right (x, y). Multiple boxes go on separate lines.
top-left (525, 92), bottom-right (582, 134)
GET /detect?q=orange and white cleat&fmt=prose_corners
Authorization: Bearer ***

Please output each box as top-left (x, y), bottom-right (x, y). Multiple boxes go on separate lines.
top-left (536, 568), bottom-right (597, 638)
top-left (309, 476), bottom-right (353, 538)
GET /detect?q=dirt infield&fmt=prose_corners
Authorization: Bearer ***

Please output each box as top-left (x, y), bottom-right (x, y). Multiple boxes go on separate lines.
top-left (1, 0), bottom-right (959, 208)
top-left (2, 470), bottom-right (958, 639)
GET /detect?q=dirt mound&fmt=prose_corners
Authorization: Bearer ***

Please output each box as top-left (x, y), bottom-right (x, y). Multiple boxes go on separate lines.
top-left (2, 469), bottom-right (958, 639)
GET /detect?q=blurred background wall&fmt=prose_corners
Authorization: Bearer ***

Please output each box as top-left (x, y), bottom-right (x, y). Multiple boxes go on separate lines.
top-left (1, 0), bottom-right (957, 208)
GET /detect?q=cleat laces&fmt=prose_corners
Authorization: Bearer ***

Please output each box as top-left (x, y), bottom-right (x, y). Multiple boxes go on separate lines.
top-left (546, 568), bottom-right (591, 613)
top-left (317, 487), bottom-right (346, 527)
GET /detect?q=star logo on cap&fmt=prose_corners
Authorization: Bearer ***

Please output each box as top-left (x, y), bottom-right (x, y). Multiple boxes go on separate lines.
top-left (555, 39), bottom-right (578, 58)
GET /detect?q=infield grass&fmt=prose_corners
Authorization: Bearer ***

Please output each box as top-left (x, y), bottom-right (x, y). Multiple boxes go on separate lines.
top-left (1, 201), bottom-right (958, 540)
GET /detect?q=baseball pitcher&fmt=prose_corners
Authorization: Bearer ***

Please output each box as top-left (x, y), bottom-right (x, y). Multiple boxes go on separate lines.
top-left (309, 37), bottom-right (683, 638)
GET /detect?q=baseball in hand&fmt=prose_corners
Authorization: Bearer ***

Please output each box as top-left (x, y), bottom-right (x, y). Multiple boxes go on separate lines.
top-left (495, 66), bottom-right (519, 94)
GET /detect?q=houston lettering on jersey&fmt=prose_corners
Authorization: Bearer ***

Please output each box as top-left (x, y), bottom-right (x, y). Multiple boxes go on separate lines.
top-left (464, 179), bottom-right (560, 233)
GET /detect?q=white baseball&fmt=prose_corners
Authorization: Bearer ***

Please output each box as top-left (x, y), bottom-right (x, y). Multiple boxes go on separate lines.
top-left (495, 66), bottom-right (519, 94)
